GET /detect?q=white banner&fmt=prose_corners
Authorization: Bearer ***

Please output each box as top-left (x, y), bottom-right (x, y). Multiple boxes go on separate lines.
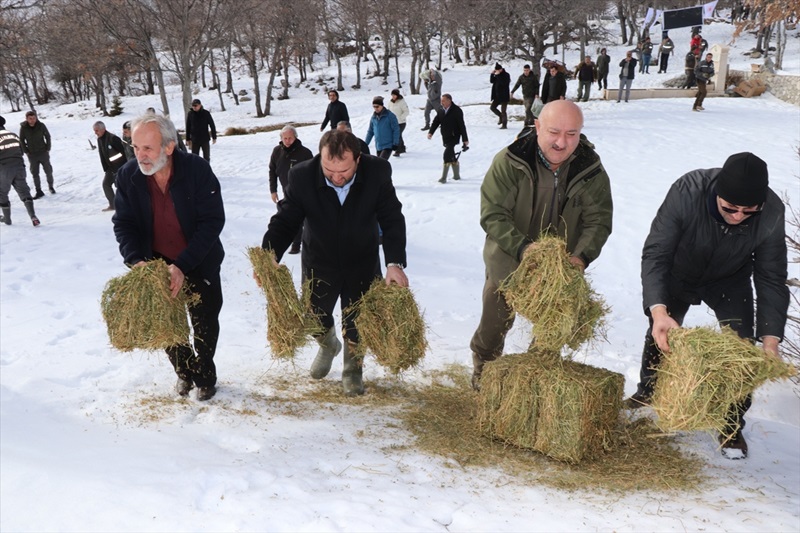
top-left (703, 0), bottom-right (719, 18)
top-left (642, 7), bottom-right (655, 31)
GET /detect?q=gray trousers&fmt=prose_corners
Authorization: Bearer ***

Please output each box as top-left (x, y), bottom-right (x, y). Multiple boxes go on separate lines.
top-left (522, 96), bottom-right (534, 124)
top-left (469, 274), bottom-right (515, 362)
top-left (617, 78), bottom-right (633, 102)
top-left (0, 164), bottom-right (33, 207)
top-left (577, 81), bottom-right (592, 102)
top-left (102, 171), bottom-right (116, 207)
top-left (26, 152), bottom-right (54, 191)
top-left (424, 100), bottom-right (440, 127)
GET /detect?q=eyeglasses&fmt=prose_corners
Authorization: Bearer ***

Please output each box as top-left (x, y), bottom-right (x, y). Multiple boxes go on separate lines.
top-left (719, 203), bottom-right (763, 216)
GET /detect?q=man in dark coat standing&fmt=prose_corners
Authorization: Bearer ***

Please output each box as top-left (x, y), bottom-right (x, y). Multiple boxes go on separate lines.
top-left (628, 152), bottom-right (789, 459)
top-left (269, 125), bottom-right (313, 254)
top-left (260, 130), bottom-right (408, 397)
top-left (320, 90), bottom-right (350, 131)
top-left (544, 63), bottom-right (567, 103)
top-left (19, 110), bottom-right (55, 197)
top-left (93, 120), bottom-right (128, 211)
top-left (0, 115), bottom-right (40, 226)
top-left (427, 93), bottom-right (469, 183)
top-left (113, 113), bottom-right (225, 402)
top-left (185, 99), bottom-right (217, 162)
top-left (489, 63), bottom-right (511, 129)
top-left (616, 50), bottom-right (638, 103)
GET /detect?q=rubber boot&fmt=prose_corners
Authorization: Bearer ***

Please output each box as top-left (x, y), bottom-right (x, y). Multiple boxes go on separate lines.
top-left (342, 340), bottom-right (364, 396)
top-left (24, 200), bottom-right (40, 227)
top-left (451, 162), bottom-right (461, 181)
top-left (624, 333), bottom-right (661, 408)
top-left (310, 327), bottom-right (342, 379)
top-left (438, 163), bottom-right (449, 184)
top-left (0, 205), bottom-right (10, 225)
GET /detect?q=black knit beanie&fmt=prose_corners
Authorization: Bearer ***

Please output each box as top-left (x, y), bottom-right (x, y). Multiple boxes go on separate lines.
top-left (716, 152), bottom-right (769, 206)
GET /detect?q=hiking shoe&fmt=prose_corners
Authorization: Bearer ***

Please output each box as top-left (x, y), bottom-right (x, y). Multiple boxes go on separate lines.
top-left (176, 378), bottom-right (193, 397)
top-left (720, 431), bottom-right (748, 460)
top-left (438, 177), bottom-right (446, 184)
top-left (420, 125), bottom-right (430, 131)
top-left (288, 243), bottom-right (301, 255)
top-left (49, 187), bottom-right (56, 194)
top-left (102, 206), bottom-right (115, 212)
top-left (196, 385), bottom-right (217, 401)
top-left (692, 107), bottom-right (699, 112)
top-left (33, 190), bottom-right (45, 200)
top-left (697, 106), bottom-right (705, 111)
top-left (623, 391), bottom-right (651, 409)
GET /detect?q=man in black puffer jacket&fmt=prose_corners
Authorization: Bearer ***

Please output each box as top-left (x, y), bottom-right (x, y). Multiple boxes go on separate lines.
top-left (628, 152), bottom-right (789, 460)
top-left (268, 125), bottom-right (313, 254)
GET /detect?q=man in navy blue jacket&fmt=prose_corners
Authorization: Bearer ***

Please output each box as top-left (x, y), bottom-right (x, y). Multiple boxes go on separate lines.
top-left (112, 114), bottom-right (225, 401)
top-left (260, 130), bottom-right (408, 396)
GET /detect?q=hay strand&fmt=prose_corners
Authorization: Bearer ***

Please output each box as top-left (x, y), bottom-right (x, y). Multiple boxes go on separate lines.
top-left (248, 247), bottom-right (323, 359)
top-left (101, 259), bottom-right (197, 352)
top-left (351, 280), bottom-right (428, 374)
top-left (499, 235), bottom-right (607, 353)
top-left (652, 326), bottom-right (797, 439)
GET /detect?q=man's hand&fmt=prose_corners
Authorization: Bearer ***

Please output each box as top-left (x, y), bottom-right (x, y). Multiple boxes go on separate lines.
top-left (212, 138), bottom-right (217, 145)
top-left (569, 255), bottom-right (586, 272)
top-left (762, 336), bottom-right (782, 360)
top-left (271, 192), bottom-right (279, 204)
top-left (385, 265), bottom-right (408, 287)
top-left (651, 305), bottom-right (679, 352)
top-left (463, 141), bottom-right (469, 148)
top-left (167, 264), bottom-right (185, 298)
top-left (427, 133), bottom-right (433, 140)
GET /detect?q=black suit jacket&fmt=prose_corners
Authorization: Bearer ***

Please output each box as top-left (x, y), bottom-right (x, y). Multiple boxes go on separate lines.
top-left (262, 153), bottom-right (406, 285)
top-left (429, 104), bottom-right (468, 147)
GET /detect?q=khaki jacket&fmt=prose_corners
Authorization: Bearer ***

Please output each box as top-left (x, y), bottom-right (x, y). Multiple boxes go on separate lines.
top-left (480, 132), bottom-right (613, 283)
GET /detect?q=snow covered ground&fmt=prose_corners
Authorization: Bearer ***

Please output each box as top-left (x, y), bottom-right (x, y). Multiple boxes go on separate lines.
top-left (1, 17), bottom-right (799, 532)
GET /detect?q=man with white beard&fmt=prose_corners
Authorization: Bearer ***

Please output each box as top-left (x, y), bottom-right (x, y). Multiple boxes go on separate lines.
top-left (112, 113), bottom-right (226, 402)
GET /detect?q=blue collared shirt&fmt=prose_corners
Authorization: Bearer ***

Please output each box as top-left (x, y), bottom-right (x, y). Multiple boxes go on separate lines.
top-left (325, 173), bottom-right (356, 204)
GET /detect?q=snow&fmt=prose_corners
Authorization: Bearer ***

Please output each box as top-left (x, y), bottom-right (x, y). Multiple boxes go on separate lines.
top-left (2, 18), bottom-right (800, 532)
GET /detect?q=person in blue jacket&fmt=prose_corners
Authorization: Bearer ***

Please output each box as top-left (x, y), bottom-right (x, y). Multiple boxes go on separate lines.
top-left (364, 96), bottom-right (400, 160)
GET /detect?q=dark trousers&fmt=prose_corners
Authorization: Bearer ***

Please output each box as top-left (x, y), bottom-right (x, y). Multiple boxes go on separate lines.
top-left (377, 149), bottom-right (392, 160)
top-left (635, 279), bottom-right (755, 432)
top-left (27, 152), bottom-right (54, 191)
top-left (304, 264), bottom-right (379, 345)
top-left (165, 268), bottom-right (223, 387)
top-left (694, 80), bottom-right (708, 108)
top-left (683, 70), bottom-right (696, 89)
top-left (396, 123), bottom-right (406, 153)
top-left (598, 72), bottom-right (608, 90)
top-left (659, 53), bottom-right (670, 72)
top-left (443, 142), bottom-right (458, 163)
top-left (191, 141), bottom-right (211, 161)
top-left (490, 101), bottom-right (508, 124)
top-left (102, 170), bottom-right (116, 207)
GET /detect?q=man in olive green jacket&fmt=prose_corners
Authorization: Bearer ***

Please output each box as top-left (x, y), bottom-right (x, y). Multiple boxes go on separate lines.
top-left (470, 100), bottom-right (613, 389)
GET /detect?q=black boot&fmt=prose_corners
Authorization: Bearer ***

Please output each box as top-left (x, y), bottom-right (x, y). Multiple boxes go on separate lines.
top-left (0, 205), bottom-right (10, 225)
top-left (33, 189), bottom-right (45, 200)
top-left (624, 333), bottom-right (661, 409)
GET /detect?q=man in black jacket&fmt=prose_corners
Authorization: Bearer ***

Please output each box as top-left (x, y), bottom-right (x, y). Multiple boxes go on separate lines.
top-left (268, 125), bottom-right (313, 254)
top-left (185, 99), bottom-right (217, 161)
top-left (489, 63), bottom-right (511, 129)
top-left (260, 130), bottom-right (408, 396)
top-left (629, 152), bottom-right (789, 459)
top-left (93, 120), bottom-right (128, 211)
top-left (427, 94), bottom-right (469, 184)
top-left (320, 90), bottom-right (350, 131)
top-left (113, 113), bottom-right (225, 401)
top-left (19, 111), bottom-right (55, 197)
top-left (0, 115), bottom-right (40, 226)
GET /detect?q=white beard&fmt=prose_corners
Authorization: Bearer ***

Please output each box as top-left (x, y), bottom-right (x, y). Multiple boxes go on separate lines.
top-left (138, 149), bottom-right (168, 176)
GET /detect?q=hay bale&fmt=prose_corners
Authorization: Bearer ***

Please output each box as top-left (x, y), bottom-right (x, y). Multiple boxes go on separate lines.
top-left (477, 351), bottom-right (624, 463)
top-left (248, 247), bottom-right (323, 359)
top-left (652, 326), bottom-right (797, 438)
top-left (101, 259), bottom-right (197, 352)
top-left (351, 280), bottom-right (428, 374)
top-left (499, 235), bottom-right (607, 352)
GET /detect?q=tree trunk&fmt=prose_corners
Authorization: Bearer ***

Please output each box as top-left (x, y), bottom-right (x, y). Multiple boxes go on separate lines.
top-left (354, 42), bottom-right (362, 89)
top-left (334, 52), bottom-right (344, 91)
top-left (248, 55), bottom-right (264, 117)
top-left (154, 64), bottom-right (170, 117)
top-left (214, 71), bottom-right (226, 112)
top-left (775, 20), bottom-right (785, 70)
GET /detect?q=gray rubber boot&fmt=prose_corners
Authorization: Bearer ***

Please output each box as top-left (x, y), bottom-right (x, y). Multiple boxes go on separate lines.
top-left (451, 161), bottom-right (461, 181)
top-left (24, 200), bottom-right (40, 226)
top-left (342, 340), bottom-right (364, 396)
top-left (1, 205), bottom-right (10, 225)
top-left (438, 163), bottom-right (449, 184)
top-left (310, 327), bottom-right (342, 379)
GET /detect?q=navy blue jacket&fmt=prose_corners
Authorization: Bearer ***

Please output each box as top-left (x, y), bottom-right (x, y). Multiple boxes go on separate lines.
top-left (261, 153), bottom-right (406, 285)
top-left (112, 150), bottom-right (225, 279)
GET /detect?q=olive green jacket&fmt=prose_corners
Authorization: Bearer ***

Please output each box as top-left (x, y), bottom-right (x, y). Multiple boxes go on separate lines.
top-left (480, 132), bottom-right (613, 283)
